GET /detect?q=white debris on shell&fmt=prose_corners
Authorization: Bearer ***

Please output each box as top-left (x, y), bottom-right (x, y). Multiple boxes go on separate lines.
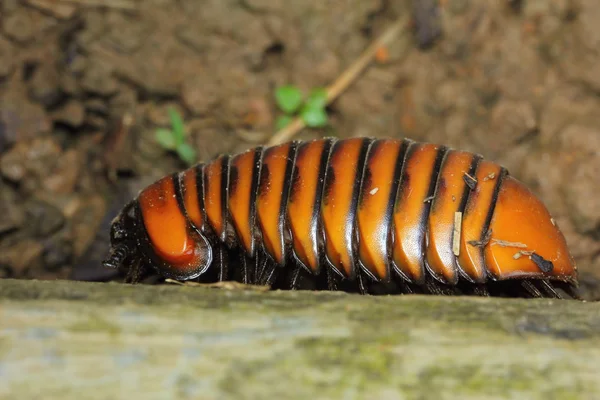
top-left (453, 212), bottom-right (462, 256)
top-left (513, 250), bottom-right (534, 260)
top-left (370, 187), bottom-right (379, 195)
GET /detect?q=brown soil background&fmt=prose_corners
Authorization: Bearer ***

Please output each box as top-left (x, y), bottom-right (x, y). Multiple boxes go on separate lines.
top-left (0, 0), bottom-right (598, 299)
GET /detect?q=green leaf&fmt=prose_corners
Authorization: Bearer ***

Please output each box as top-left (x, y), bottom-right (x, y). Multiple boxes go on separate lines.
top-left (300, 105), bottom-right (328, 128)
top-left (305, 88), bottom-right (328, 109)
top-left (275, 115), bottom-right (293, 130)
top-left (176, 143), bottom-right (197, 166)
top-left (168, 107), bottom-right (186, 144)
top-left (275, 85), bottom-right (303, 114)
top-left (155, 128), bottom-right (177, 150)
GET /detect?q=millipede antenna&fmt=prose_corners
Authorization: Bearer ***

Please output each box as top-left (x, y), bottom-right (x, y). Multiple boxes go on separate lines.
top-left (102, 243), bottom-right (131, 269)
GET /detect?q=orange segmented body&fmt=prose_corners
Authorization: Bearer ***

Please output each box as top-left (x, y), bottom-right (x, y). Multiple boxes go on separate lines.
top-left (228, 147), bottom-right (262, 255)
top-left (287, 139), bottom-right (332, 273)
top-left (104, 137), bottom-right (579, 299)
top-left (357, 139), bottom-right (408, 282)
top-left (321, 137), bottom-right (372, 278)
top-left (425, 150), bottom-right (481, 285)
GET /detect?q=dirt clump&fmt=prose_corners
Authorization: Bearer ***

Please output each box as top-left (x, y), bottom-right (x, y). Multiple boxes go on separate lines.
top-left (0, 0), bottom-right (598, 299)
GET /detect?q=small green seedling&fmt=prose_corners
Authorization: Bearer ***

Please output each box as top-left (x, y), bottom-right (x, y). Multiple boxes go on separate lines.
top-left (275, 85), bottom-right (329, 130)
top-left (154, 107), bottom-right (197, 166)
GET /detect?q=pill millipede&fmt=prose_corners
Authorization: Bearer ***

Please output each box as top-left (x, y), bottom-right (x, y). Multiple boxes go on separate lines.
top-left (103, 137), bottom-right (579, 299)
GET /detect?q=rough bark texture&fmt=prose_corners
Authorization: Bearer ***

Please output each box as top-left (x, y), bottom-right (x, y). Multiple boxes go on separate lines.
top-left (2, 0), bottom-right (600, 300)
top-left (1, 279), bottom-right (599, 399)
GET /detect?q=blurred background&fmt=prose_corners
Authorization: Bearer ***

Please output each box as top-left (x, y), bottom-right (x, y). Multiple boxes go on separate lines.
top-left (0, 0), bottom-right (598, 298)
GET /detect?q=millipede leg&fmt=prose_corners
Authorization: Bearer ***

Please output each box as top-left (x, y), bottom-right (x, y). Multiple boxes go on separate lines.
top-left (256, 259), bottom-right (269, 285)
top-left (557, 282), bottom-right (581, 300)
top-left (289, 267), bottom-right (302, 290)
top-left (471, 285), bottom-right (491, 297)
top-left (217, 246), bottom-right (228, 282)
top-left (326, 267), bottom-right (339, 291)
top-left (247, 254), bottom-right (258, 285)
top-left (392, 271), bottom-right (414, 295)
top-left (423, 275), bottom-right (453, 295)
top-left (521, 280), bottom-right (543, 298)
top-left (124, 258), bottom-right (144, 284)
top-left (260, 262), bottom-right (278, 287)
top-left (246, 256), bottom-right (252, 284)
top-left (534, 280), bottom-right (564, 300)
top-left (241, 256), bottom-right (249, 284)
top-left (356, 271), bottom-right (368, 295)
top-left (252, 253), bottom-right (260, 284)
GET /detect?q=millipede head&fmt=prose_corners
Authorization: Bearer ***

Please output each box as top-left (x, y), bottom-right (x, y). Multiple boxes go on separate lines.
top-left (103, 201), bottom-right (140, 272)
top-left (104, 175), bottom-right (215, 282)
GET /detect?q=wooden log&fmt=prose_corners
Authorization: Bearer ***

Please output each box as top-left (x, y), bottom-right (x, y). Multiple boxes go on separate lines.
top-left (1, 278), bottom-right (599, 399)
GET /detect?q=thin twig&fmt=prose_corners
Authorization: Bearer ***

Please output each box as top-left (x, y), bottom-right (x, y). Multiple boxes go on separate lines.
top-left (267, 16), bottom-right (410, 146)
top-left (467, 229), bottom-right (493, 248)
top-left (491, 239), bottom-right (528, 249)
top-left (165, 279), bottom-right (271, 292)
top-left (463, 172), bottom-right (477, 190)
top-left (26, 0), bottom-right (77, 18)
top-left (58, 0), bottom-right (137, 10)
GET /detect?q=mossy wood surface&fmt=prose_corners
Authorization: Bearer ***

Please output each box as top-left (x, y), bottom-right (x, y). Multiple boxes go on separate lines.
top-left (1, 279), bottom-right (599, 399)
